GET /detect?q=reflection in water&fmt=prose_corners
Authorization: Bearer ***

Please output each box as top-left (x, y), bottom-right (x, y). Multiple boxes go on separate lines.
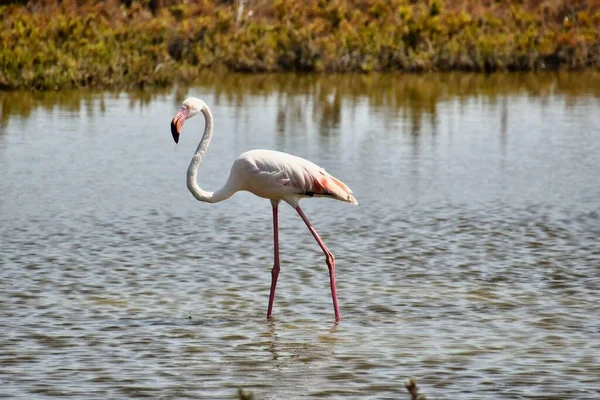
top-left (0, 88), bottom-right (173, 129)
top-left (266, 319), bottom-right (279, 361)
top-left (2, 72), bottom-right (600, 136)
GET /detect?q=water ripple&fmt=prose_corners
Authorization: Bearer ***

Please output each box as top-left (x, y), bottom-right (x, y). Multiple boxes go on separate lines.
top-left (1, 75), bottom-right (600, 399)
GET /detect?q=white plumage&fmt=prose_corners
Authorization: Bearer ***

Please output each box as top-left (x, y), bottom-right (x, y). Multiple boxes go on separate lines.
top-left (229, 149), bottom-right (358, 207)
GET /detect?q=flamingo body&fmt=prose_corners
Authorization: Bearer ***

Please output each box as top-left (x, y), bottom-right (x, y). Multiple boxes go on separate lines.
top-left (170, 97), bottom-right (357, 322)
top-left (229, 149), bottom-right (357, 207)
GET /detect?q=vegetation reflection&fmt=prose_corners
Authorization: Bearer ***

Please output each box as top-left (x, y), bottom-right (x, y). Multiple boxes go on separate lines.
top-left (1, 72), bottom-right (599, 134)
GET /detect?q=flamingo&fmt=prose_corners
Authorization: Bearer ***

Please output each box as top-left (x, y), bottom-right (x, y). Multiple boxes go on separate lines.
top-left (170, 97), bottom-right (358, 322)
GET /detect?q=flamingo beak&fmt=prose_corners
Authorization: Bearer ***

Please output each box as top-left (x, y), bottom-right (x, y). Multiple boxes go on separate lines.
top-left (170, 110), bottom-right (187, 143)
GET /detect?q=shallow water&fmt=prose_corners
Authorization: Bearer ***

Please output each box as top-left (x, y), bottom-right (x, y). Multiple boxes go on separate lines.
top-left (1, 73), bottom-right (599, 399)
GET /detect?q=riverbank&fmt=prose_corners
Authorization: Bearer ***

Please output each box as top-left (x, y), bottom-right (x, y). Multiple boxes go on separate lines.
top-left (1, 0), bottom-right (599, 90)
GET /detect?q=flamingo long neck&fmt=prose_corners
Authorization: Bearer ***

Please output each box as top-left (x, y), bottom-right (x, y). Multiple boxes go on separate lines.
top-left (186, 107), bottom-right (236, 203)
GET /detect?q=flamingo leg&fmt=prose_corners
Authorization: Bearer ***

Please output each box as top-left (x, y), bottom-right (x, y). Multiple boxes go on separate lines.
top-left (267, 201), bottom-right (280, 319)
top-left (295, 206), bottom-right (341, 322)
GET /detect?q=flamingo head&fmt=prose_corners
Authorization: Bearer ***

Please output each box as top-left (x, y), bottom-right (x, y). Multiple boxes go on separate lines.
top-left (170, 97), bottom-right (206, 143)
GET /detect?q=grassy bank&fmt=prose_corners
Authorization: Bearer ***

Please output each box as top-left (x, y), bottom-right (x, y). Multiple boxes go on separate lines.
top-left (1, 0), bottom-right (599, 90)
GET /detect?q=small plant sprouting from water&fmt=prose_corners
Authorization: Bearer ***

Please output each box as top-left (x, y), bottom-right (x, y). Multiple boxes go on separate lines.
top-left (405, 377), bottom-right (426, 400)
top-left (237, 388), bottom-right (255, 400)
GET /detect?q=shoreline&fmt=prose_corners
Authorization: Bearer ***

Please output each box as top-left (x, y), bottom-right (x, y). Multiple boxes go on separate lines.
top-left (1, 0), bottom-right (599, 91)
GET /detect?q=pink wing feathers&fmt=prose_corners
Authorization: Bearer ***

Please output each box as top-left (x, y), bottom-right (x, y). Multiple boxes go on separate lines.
top-left (305, 168), bottom-right (358, 205)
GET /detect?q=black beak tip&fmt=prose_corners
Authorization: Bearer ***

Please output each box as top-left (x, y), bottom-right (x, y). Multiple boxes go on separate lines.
top-left (170, 121), bottom-right (179, 144)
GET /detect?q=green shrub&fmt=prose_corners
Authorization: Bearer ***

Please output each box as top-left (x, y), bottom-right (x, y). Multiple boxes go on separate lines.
top-left (0, 0), bottom-right (599, 90)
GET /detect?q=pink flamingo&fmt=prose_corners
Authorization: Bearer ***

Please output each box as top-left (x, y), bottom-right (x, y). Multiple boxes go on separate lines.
top-left (171, 97), bottom-right (357, 322)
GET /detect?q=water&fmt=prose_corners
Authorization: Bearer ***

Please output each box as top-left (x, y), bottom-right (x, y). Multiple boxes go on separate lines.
top-left (1, 73), bottom-right (599, 399)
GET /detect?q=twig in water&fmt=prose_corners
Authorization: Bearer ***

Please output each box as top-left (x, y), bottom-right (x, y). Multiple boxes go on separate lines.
top-left (237, 388), bottom-right (255, 400)
top-left (405, 377), bottom-right (426, 400)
